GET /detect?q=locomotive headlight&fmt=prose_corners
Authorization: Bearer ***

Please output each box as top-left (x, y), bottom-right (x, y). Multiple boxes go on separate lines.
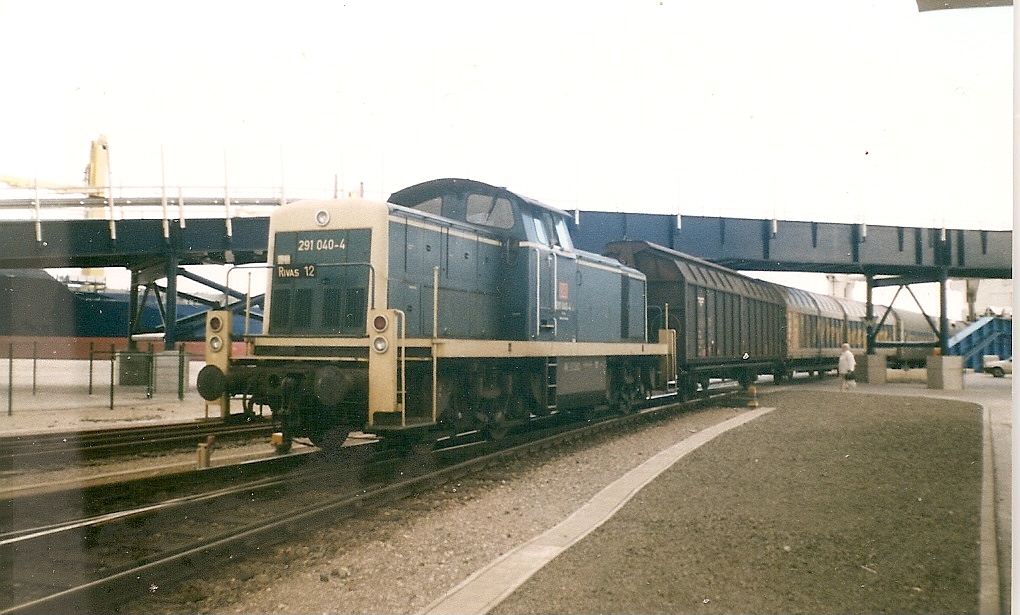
top-left (208, 315), bottom-right (224, 333)
top-left (373, 314), bottom-right (389, 332)
top-left (372, 336), bottom-right (389, 353)
top-left (315, 210), bottom-right (330, 226)
top-left (209, 335), bottom-right (224, 352)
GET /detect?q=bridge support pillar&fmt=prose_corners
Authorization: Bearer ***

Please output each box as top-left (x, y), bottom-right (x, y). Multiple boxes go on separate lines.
top-left (128, 270), bottom-right (140, 350)
top-left (164, 253), bottom-right (179, 347)
top-left (858, 353), bottom-right (886, 384)
top-left (926, 355), bottom-right (964, 390)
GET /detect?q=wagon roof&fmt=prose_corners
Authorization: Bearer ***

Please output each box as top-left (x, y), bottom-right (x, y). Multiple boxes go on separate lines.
top-left (607, 240), bottom-right (784, 304)
top-left (779, 285), bottom-right (847, 318)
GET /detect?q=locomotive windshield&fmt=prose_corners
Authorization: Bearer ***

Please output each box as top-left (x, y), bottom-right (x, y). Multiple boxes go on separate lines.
top-left (465, 194), bottom-right (515, 229)
top-left (270, 229), bottom-right (372, 335)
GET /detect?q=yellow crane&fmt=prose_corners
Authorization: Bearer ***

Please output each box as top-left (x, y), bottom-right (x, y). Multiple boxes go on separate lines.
top-left (0, 135), bottom-right (110, 197)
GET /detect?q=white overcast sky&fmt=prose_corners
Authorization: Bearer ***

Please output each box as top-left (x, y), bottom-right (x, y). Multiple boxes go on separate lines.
top-left (0, 0), bottom-right (1013, 233)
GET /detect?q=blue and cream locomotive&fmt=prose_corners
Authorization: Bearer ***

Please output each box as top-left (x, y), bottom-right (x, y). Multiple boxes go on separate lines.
top-left (197, 178), bottom-right (672, 450)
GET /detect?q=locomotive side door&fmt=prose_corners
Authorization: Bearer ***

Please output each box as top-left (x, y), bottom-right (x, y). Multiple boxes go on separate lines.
top-left (533, 212), bottom-right (576, 341)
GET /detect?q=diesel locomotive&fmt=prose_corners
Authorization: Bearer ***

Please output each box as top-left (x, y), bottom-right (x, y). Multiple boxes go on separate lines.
top-left (197, 178), bottom-right (672, 451)
top-left (197, 178), bottom-right (938, 451)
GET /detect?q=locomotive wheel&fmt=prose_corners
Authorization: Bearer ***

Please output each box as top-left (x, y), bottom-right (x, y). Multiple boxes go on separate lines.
top-left (274, 433), bottom-right (293, 454)
top-left (437, 378), bottom-right (479, 436)
top-left (613, 389), bottom-right (634, 415)
top-left (311, 426), bottom-right (351, 452)
top-left (485, 409), bottom-right (508, 440)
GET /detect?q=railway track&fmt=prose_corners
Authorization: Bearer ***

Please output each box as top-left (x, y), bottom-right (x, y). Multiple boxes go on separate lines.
top-left (1, 391), bottom-right (740, 615)
top-left (1, 418), bottom-right (275, 466)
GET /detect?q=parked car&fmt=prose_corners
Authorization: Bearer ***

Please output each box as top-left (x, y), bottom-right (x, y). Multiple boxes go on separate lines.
top-left (984, 357), bottom-right (1012, 377)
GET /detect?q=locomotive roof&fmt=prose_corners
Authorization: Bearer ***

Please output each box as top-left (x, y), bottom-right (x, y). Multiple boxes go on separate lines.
top-left (388, 178), bottom-right (572, 220)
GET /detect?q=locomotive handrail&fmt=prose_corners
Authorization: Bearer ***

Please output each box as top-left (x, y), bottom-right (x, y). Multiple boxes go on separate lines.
top-left (533, 247), bottom-right (559, 338)
top-left (223, 263), bottom-right (273, 337)
top-left (392, 309), bottom-right (407, 416)
top-left (534, 247), bottom-right (541, 339)
top-left (432, 266), bottom-right (439, 423)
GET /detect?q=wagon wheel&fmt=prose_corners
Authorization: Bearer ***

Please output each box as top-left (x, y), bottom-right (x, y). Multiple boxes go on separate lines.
top-left (679, 376), bottom-right (699, 401)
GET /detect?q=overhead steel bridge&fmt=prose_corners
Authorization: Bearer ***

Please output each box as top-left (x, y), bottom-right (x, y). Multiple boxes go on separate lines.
top-left (0, 196), bottom-right (1011, 350)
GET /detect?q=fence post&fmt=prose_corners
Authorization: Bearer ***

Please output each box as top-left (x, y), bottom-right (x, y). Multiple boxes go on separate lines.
top-left (89, 342), bottom-right (94, 395)
top-left (146, 345), bottom-right (154, 399)
top-left (32, 341), bottom-right (37, 396)
top-left (178, 345), bottom-right (185, 401)
top-left (7, 342), bottom-right (12, 417)
top-left (109, 344), bottom-right (115, 410)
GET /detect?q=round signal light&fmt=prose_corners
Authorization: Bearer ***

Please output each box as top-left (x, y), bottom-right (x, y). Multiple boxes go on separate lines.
top-left (373, 314), bottom-right (389, 332)
top-left (372, 336), bottom-right (389, 353)
top-left (315, 210), bottom-right (330, 226)
top-left (208, 315), bottom-right (224, 332)
top-left (209, 336), bottom-right (224, 352)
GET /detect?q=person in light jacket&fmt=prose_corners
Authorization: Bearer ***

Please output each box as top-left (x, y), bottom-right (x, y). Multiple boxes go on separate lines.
top-left (838, 343), bottom-right (857, 391)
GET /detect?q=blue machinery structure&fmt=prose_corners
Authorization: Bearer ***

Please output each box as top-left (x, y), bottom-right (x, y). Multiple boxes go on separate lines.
top-left (946, 316), bottom-right (1013, 369)
top-left (0, 196), bottom-right (1011, 359)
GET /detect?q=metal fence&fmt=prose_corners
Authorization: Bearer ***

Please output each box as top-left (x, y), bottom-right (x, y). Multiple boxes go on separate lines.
top-left (3, 341), bottom-right (201, 417)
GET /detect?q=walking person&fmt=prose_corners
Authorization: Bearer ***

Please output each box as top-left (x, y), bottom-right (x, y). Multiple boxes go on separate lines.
top-left (838, 343), bottom-right (857, 391)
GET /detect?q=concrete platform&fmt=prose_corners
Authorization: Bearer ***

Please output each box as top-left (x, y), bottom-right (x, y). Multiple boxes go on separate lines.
top-left (424, 371), bottom-right (1012, 615)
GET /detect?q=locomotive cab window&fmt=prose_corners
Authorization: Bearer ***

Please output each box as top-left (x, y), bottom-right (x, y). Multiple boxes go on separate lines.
top-left (415, 197), bottom-right (443, 217)
top-left (554, 217), bottom-right (573, 250)
top-left (531, 213), bottom-right (550, 245)
top-left (466, 194), bottom-right (515, 229)
top-left (530, 211), bottom-right (566, 248)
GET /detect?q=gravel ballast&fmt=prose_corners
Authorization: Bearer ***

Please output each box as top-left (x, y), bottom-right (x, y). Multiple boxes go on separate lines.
top-left (124, 390), bottom-right (983, 614)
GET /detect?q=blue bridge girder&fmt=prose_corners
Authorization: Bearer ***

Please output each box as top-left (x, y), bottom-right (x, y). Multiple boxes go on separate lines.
top-left (569, 212), bottom-right (1012, 279)
top-left (0, 197), bottom-right (1011, 347)
top-left (0, 216), bottom-right (269, 270)
top-left (0, 199), bottom-right (1010, 277)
